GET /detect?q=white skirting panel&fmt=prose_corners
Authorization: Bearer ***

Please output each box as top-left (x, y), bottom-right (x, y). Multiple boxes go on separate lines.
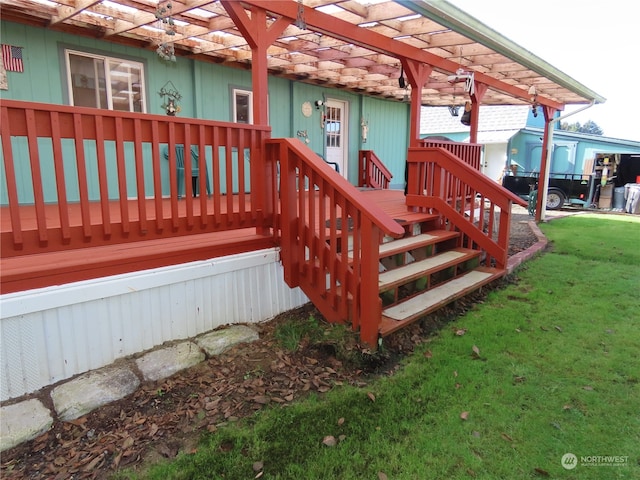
top-left (0, 248), bottom-right (308, 402)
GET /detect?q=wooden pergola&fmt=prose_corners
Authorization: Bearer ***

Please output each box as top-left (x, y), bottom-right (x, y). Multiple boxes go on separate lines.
top-left (0, 0), bottom-right (606, 219)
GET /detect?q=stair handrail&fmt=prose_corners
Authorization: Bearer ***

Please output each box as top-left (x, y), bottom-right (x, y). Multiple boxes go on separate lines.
top-left (406, 147), bottom-right (526, 270)
top-left (265, 138), bottom-right (404, 347)
top-left (358, 150), bottom-right (393, 189)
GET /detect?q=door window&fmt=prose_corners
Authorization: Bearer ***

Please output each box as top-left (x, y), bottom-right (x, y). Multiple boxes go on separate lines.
top-left (325, 106), bottom-right (341, 148)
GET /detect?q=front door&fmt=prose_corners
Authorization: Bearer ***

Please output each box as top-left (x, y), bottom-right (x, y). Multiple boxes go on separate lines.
top-left (324, 99), bottom-right (348, 178)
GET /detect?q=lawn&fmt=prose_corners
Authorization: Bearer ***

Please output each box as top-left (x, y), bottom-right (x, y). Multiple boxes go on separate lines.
top-left (119, 213), bottom-right (640, 480)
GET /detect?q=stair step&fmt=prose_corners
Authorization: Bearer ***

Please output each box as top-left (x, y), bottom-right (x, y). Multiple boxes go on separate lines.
top-left (378, 248), bottom-right (479, 291)
top-left (390, 211), bottom-right (439, 229)
top-left (347, 230), bottom-right (460, 261)
top-left (380, 267), bottom-right (504, 336)
top-left (378, 230), bottom-right (459, 258)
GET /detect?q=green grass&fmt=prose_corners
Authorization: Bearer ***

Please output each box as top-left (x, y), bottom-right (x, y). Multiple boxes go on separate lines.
top-left (272, 313), bottom-right (359, 362)
top-left (118, 214), bottom-right (640, 480)
top-left (273, 313), bottom-right (326, 351)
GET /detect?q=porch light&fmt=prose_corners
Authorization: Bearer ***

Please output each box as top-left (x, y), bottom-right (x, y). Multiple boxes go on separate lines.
top-left (528, 85), bottom-right (539, 117)
top-left (402, 86), bottom-right (410, 103)
top-left (398, 65), bottom-right (406, 89)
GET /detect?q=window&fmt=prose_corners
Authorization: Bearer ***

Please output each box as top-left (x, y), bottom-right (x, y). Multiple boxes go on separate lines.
top-left (232, 88), bottom-right (253, 124)
top-left (325, 105), bottom-right (341, 148)
top-left (65, 49), bottom-right (146, 113)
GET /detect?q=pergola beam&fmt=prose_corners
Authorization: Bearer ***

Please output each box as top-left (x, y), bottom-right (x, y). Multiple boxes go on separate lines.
top-left (240, 0), bottom-right (564, 110)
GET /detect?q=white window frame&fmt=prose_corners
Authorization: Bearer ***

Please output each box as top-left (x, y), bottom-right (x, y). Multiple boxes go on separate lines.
top-left (65, 49), bottom-right (147, 113)
top-left (232, 88), bottom-right (253, 124)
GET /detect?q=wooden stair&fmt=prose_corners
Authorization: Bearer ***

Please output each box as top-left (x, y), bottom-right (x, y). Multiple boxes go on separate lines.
top-left (379, 267), bottom-right (502, 336)
top-left (298, 189), bottom-right (507, 346)
top-left (369, 217), bottom-right (505, 338)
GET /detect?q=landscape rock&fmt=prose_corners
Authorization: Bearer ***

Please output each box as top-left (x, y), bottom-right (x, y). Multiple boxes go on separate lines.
top-left (0, 399), bottom-right (53, 452)
top-left (136, 341), bottom-right (205, 381)
top-left (196, 325), bottom-right (260, 356)
top-left (51, 366), bottom-right (140, 421)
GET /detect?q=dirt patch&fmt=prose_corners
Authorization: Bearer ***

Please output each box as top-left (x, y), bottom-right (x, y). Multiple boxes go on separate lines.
top-left (508, 208), bottom-right (539, 257)
top-left (0, 216), bottom-right (540, 480)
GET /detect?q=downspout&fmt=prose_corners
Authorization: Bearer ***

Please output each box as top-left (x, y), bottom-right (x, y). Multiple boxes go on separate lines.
top-left (536, 100), bottom-right (596, 221)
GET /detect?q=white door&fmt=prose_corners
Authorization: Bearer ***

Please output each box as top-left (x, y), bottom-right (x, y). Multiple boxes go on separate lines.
top-left (324, 99), bottom-right (348, 178)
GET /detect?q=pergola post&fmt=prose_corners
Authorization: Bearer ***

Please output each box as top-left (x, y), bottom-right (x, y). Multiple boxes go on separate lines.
top-left (221, 2), bottom-right (290, 126)
top-left (469, 82), bottom-right (488, 144)
top-left (221, 1), bottom-right (290, 234)
top-left (400, 59), bottom-right (432, 147)
top-left (535, 105), bottom-right (558, 222)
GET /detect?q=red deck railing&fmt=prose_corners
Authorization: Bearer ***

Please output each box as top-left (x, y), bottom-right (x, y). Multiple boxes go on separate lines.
top-left (406, 147), bottom-right (526, 270)
top-left (419, 138), bottom-right (482, 171)
top-left (358, 150), bottom-right (393, 189)
top-left (265, 138), bottom-right (404, 346)
top-left (1, 101), bottom-right (520, 345)
top-left (0, 100), bottom-right (271, 257)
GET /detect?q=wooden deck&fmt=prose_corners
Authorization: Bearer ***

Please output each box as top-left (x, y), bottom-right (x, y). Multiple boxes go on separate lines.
top-left (1, 189), bottom-right (418, 237)
top-left (361, 188), bottom-right (430, 223)
top-left (1, 193), bottom-right (257, 236)
top-left (1, 189), bottom-right (414, 294)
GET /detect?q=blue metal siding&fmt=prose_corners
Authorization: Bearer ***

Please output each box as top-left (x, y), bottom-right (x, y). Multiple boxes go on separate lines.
top-left (510, 129), bottom-right (640, 177)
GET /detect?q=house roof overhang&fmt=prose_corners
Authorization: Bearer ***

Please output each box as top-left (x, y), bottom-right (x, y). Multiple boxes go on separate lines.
top-left (0, 0), bottom-right (605, 111)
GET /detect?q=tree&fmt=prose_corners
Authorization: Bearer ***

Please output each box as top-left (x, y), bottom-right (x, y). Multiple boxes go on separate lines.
top-left (559, 120), bottom-right (603, 135)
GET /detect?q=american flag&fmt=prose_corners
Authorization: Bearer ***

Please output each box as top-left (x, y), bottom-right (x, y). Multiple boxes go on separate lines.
top-left (2, 44), bottom-right (24, 73)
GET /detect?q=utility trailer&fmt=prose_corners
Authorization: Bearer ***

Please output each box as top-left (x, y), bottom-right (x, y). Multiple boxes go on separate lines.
top-left (502, 153), bottom-right (640, 210)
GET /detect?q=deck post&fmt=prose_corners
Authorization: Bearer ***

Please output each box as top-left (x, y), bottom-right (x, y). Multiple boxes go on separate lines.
top-left (359, 219), bottom-right (381, 348)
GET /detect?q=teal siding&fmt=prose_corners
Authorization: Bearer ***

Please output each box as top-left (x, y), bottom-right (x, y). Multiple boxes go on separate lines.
top-left (269, 76), bottom-right (294, 138)
top-left (1, 20), bottom-right (410, 202)
top-left (290, 82), bottom-right (340, 158)
top-left (361, 96), bottom-right (409, 187)
top-left (1, 22), bottom-right (63, 104)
